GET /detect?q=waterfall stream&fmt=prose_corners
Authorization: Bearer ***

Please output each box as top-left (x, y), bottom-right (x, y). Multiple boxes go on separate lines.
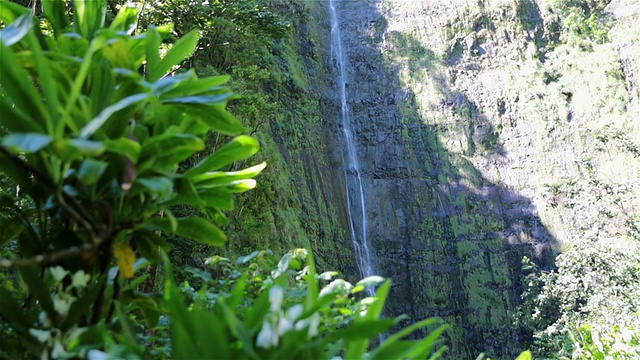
top-left (329, 0), bottom-right (376, 293)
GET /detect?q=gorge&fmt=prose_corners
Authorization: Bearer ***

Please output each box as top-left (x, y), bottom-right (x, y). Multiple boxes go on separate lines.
top-left (1, 0), bottom-right (639, 358)
top-left (307, 0), bottom-right (639, 357)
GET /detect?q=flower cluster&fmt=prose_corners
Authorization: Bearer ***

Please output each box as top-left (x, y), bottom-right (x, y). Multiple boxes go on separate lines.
top-left (256, 285), bottom-right (320, 349)
top-left (28, 267), bottom-right (91, 359)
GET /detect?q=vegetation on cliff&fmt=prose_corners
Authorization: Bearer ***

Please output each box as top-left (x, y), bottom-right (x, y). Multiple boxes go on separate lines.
top-left (1, 0), bottom-right (639, 358)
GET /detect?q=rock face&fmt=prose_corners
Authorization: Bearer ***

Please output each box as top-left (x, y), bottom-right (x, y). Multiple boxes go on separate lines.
top-left (313, 0), bottom-right (640, 357)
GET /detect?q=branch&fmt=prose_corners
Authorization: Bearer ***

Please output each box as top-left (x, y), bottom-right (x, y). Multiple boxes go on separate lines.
top-left (0, 242), bottom-right (99, 268)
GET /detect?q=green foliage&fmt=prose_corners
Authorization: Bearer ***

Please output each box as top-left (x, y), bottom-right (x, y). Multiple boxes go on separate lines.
top-left (517, 240), bottom-right (640, 359)
top-left (0, 0), bottom-right (263, 357)
top-left (138, 0), bottom-right (290, 72)
top-left (0, 2), bottom-right (451, 359)
top-left (156, 249), bottom-right (449, 360)
top-left (544, 0), bottom-right (613, 50)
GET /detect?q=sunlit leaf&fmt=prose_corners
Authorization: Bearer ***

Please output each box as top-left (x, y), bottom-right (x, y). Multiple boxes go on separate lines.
top-left (148, 29), bottom-right (199, 81)
top-left (176, 104), bottom-right (246, 136)
top-left (2, 133), bottom-right (52, 153)
top-left (0, 13), bottom-right (32, 46)
top-left (109, 4), bottom-right (138, 34)
top-left (153, 217), bottom-right (226, 246)
top-left (73, 0), bottom-right (107, 39)
top-left (80, 93), bottom-right (150, 137)
top-left (135, 177), bottom-right (174, 199)
top-left (53, 138), bottom-right (106, 161)
top-left (105, 138), bottom-right (140, 161)
top-left (186, 136), bottom-right (261, 176)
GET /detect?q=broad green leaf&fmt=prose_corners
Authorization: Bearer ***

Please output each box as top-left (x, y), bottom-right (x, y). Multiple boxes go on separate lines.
top-left (197, 188), bottom-right (234, 210)
top-left (53, 138), bottom-right (106, 161)
top-left (151, 71), bottom-right (197, 96)
top-left (43, 0), bottom-right (70, 35)
top-left (153, 217), bottom-right (226, 246)
top-left (135, 177), bottom-right (174, 199)
top-left (148, 29), bottom-right (199, 81)
top-left (192, 163), bottom-right (266, 188)
top-left (138, 139), bottom-right (205, 174)
top-left (225, 179), bottom-right (257, 193)
top-left (73, 0), bottom-right (107, 39)
top-left (109, 4), bottom-right (138, 34)
top-left (103, 37), bottom-right (135, 69)
top-left (0, 13), bottom-right (32, 46)
top-left (80, 93), bottom-right (150, 137)
top-left (105, 138), bottom-right (141, 161)
top-left (2, 133), bottom-right (52, 153)
top-left (177, 104), bottom-right (246, 136)
top-left (186, 136), bottom-right (260, 176)
top-left (77, 159), bottom-right (108, 185)
top-left (155, 72), bottom-right (228, 97)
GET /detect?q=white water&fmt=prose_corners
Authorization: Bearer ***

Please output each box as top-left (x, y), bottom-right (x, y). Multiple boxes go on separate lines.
top-left (329, 0), bottom-right (376, 294)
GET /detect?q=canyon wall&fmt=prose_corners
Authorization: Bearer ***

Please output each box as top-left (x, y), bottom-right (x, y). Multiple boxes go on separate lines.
top-left (313, 0), bottom-right (640, 357)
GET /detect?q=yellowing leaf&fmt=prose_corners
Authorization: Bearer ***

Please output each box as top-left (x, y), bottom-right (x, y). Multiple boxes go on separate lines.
top-left (114, 242), bottom-right (135, 279)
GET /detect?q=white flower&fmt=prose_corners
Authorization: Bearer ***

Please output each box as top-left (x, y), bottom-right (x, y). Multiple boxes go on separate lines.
top-left (52, 294), bottom-right (76, 316)
top-left (71, 270), bottom-right (90, 288)
top-left (287, 304), bottom-right (303, 324)
top-left (256, 319), bottom-right (279, 349)
top-left (50, 266), bottom-right (69, 282)
top-left (29, 328), bottom-right (51, 343)
top-left (38, 311), bottom-right (51, 328)
top-left (51, 339), bottom-right (66, 358)
top-left (87, 349), bottom-right (110, 360)
top-left (268, 285), bottom-right (284, 313)
top-left (307, 313), bottom-right (320, 338)
top-left (320, 279), bottom-right (353, 297)
top-left (277, 315), bottom-right (293, 335)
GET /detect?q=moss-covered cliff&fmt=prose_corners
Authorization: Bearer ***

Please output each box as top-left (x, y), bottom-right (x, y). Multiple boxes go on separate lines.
top-left (184, 0), bottom-right (639, 358)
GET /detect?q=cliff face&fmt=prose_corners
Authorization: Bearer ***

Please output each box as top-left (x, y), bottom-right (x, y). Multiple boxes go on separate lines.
top-left (313, 0), bottom-right (640, 358)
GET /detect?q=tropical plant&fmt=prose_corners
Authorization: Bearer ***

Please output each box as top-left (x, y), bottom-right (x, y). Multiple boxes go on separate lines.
top-left (0, 0), bottom-right (263, 357)
top-left (153, 248), bottom-right (450, 360)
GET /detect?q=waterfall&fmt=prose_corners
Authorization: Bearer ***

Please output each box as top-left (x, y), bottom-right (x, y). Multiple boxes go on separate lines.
top-left (329, 0), bottom-right (376, 294)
